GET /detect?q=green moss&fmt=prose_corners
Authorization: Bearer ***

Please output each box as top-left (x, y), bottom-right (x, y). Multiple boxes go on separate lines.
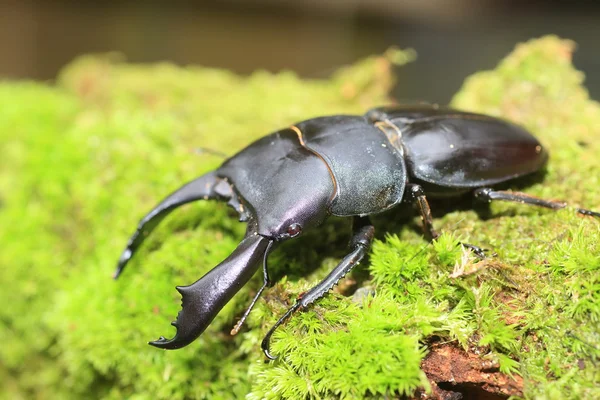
top-left (1, 36), bottom-right (599, 399)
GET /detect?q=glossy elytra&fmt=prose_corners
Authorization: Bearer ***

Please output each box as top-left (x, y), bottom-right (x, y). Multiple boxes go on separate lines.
top-left (114, 105), bottom-right (599, 359)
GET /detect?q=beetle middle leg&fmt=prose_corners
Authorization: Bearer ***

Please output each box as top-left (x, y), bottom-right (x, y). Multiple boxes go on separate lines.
top-left (261, 216), bottom-right (375, 360)
top-left (407, 183), bottom-right (488, 258)
top-left (473, 188), bottom-right (600, 218)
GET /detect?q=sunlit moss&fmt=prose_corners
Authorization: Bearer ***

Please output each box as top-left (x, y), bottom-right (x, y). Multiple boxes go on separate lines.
top-left (1, 36), bottom-right (599, 399)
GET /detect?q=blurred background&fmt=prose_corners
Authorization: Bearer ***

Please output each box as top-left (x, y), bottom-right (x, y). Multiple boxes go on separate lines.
top-left (1, 0), bottom-right (599, 103)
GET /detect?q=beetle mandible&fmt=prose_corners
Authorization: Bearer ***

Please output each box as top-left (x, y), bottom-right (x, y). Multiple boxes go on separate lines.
top-left (115, 105), bottom-right (599, 359)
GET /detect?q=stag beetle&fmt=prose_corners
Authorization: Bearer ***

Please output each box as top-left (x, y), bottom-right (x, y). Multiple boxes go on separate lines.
top-left (115, 105), bottom-right (599, 359)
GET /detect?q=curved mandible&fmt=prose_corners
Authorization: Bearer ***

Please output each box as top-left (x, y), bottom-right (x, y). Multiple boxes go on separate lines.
top-left (150, 231), bottom-right (272, 349)
top-left (114, 171), bottom-right (237, 279)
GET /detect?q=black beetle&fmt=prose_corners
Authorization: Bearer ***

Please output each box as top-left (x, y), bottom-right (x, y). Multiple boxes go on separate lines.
top-left (115, 105), bottom-right (599, 359)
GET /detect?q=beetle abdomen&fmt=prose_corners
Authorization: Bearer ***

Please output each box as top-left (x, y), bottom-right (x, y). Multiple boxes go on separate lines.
top-left (295, 116), bottom-right (407, 217)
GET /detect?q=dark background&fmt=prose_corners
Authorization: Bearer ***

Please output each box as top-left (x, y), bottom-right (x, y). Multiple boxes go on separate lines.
top-left (1, 0), bottom-right (599, 103)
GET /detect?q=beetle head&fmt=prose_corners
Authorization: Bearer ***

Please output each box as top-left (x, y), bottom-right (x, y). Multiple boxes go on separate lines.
top-left (256, 195), bottom-right (330, 242)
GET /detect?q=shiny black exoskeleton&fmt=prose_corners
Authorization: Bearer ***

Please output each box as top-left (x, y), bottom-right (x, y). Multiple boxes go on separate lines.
top-left (115, 105), bottom-right (599, 359)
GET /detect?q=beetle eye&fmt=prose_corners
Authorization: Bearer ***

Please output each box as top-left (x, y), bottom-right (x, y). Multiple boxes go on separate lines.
top-left (287, 223), bottom-right (302, 237)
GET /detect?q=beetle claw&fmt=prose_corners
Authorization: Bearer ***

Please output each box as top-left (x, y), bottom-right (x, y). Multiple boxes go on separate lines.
top-left (460, 242), bottom-right (493, 259)
top-left (263, 346), bottom-right (278, 361)
top-left (260, 331), bottom-right (278, 360)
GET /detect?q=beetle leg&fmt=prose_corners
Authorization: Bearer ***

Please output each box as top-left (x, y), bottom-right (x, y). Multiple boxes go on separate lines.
top-left (114, 171), bottom-right (247, 279)
top-left (407, 183), bottom-right (488, 258)
top-left (261, 216), bottom-right (375, 360)
top-left (230, 240), bottom-right (275, 335)
top-left (474, 188), bottom-right (600, 218)
top-left (407, 183), bottom-right (439, 239)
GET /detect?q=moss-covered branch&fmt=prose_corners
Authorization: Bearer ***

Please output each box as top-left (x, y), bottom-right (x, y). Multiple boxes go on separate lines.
top-left (1, 36), bottom-right (598, 399)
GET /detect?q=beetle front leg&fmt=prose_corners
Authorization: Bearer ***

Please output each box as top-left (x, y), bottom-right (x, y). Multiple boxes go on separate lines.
top-left (474, 188), bottom-right (600, 218)
top-left (407, 183), bottom-right (488, 258)
top-left (261, 217), bottom-right (375, 360)
top-left (230, 240), bottom-right (275, 335)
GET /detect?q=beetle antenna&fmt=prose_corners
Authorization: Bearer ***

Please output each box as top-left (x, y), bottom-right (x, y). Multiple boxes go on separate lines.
top-left (192, 147), bottom-right (229, 159)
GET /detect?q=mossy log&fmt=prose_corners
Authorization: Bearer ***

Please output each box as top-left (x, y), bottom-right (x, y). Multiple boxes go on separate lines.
top-left (1, 36), bottom-right (598, 399)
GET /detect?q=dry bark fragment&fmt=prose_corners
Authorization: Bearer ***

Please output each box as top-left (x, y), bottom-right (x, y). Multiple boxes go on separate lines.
top-left (418, 344), bottom-right (523, 399)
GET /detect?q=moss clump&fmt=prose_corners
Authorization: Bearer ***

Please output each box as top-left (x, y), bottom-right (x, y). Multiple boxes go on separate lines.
top-left (1, 36), bottom-right (599, 399)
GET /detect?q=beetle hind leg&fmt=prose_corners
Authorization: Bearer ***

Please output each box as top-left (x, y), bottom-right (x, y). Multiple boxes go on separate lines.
top-left (114, 171), bottom-right (248, 279)
top-left (474, 188), bottom-right (600, 219)
top-left (261, 217), bottom-right (375, 360)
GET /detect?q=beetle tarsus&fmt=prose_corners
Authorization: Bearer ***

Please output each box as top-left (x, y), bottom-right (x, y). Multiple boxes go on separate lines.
top-left (261, 217), bottom-right (374, 359)
top-left (459, 242), bottom-right (492, 259)
top-left (261, 303), bottom-right (300, 360)
top-left (577, 208), bottom-right (600, 218)
top-left (474, 188), bottom-right (600, 219)
top-left (407, 183), bottom-right (492, 259)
